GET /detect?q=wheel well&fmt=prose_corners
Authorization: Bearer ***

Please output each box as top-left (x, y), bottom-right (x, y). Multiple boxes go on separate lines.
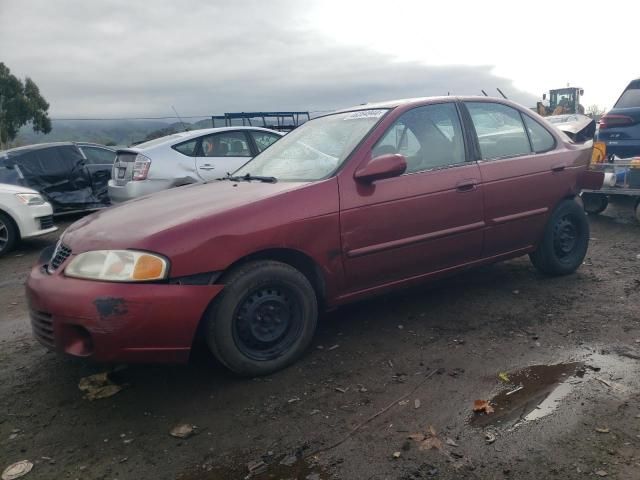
top-left (0, 208), bottom-right (20, 240)
top-left (222, 248), bottom-right (327, 307)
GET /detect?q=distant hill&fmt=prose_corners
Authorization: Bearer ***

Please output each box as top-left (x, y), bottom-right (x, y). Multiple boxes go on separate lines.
top-left (12, 117), bottom-right (214, 148)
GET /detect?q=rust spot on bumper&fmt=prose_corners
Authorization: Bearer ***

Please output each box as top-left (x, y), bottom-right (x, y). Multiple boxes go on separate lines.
top-left (93, 297), bottom-right (128, 320)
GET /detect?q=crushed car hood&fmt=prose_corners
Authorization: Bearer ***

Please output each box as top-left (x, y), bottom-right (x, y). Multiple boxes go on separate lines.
top-left (62, 180), bottom-right (307, 252)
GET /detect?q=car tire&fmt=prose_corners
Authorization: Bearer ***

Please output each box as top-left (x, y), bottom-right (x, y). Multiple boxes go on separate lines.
top-left (0, 212), bottom-right (18, 258)
top-left (529, 199), bottom-right (590, 276)
top-left (205, 260), bottom-right (318, 376)
top-left (582, 193), bottom-right (608, 215)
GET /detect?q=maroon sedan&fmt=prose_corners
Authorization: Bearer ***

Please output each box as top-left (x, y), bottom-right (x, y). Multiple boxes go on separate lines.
top-left (26, 97), bottom-right (602, 376)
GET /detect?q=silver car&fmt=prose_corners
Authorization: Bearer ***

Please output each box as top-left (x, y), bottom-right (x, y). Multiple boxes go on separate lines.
top-left (108, 127), bottom-right (283, 203)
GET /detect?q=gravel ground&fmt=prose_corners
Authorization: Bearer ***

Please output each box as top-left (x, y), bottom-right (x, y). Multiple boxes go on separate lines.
top-left (1, 199), bottom-right (639, 480)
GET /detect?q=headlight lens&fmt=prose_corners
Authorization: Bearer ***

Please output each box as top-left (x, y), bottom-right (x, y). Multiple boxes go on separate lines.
top-left (65, 250), bottom-right (168, 282)
top-left (15, 193), bottom-right (45, 206)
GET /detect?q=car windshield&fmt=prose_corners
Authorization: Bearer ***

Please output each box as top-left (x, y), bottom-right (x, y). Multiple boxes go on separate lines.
top-left (233, 109), bottom-right (388, 181)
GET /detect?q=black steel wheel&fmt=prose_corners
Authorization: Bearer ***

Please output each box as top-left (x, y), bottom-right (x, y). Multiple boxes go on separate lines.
top-left (232, 284), bottom-right (303, 361)
top-left (530, 199), bottom-right (590, 276)
top-left (205, 260), bottom-right (318, 376)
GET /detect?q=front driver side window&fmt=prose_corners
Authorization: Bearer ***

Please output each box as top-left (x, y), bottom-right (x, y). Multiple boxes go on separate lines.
top-left (372, 102), bottom-right (466, 174)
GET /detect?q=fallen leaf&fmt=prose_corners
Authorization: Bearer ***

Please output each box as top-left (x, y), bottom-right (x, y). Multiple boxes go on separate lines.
top-left (594, 470), bottom-right (608, 477)
top-left (595, 427), bottom-right (610, 434)
top-left (78, 372), bottom-right (126, 401)
top-left (335, 387), bottom-right (347, 393)
top-left (473, 400), bottom-right (494, 414)
top-left (392, 451), bottom-right (401, 459)
top-left (169, 424), bottom-right (196, 439)
top-left (2, 460), bottom-right (33, 480)
top-left (446, 438), bottom-right (459, 447)
top-left (419, 437), bottom-right (443, 451)
top-left (414, 399), bottom-right (421, 409)
top-left (408, 433), bottom-right (425, 442)
top-left (498, 372), bottom-right (510, 383)
top-left (428, 425), bottom-right (437, 436)
top-left (485, 432), bottom-right (496, 444)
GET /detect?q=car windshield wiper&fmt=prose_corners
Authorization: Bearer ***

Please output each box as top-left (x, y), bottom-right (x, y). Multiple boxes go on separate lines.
top-left (222, 173), bottom-right (277, 183)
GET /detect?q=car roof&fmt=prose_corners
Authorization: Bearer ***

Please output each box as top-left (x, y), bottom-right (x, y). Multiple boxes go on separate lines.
top-left (327, 95), bottom-right (532, 116)
top-left (3, 142), bottom-right (75, 155)
top-left (124, 126), bottom-right (284, 151)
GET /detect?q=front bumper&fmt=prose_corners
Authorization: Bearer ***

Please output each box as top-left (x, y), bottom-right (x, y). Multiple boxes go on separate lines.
top-left (16, 202), bottom-right (57, 239)
top-left (25, 254), bottom-right (224, 363)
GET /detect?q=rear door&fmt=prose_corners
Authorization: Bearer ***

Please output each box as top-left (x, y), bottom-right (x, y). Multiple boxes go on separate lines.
top-left (464, 101), bottom-right (566, 257)
top-left (195, 131), bottom-right (254, 181)
top-left (339, 102), bottom-right (484, 292)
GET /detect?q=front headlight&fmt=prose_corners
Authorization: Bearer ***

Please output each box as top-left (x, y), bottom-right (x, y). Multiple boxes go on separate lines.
top-left (15, 193), bottom-right (45, 206)
top-left (65, 250), bottom-right (168, 282)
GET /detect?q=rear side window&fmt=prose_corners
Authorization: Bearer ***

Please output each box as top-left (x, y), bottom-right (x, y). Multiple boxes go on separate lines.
top-left (466, 102), bottom-right (531, 159)
top-left (522, 116), bottom-right (555, 153)
top-left (614, 80), bottom-right (640, 108)
top-left (250, 131), bottom-right (281, 152)
top-left (81, 146), bottom-right (116, 164)
top-left (172, 139), bottom-right (198, 157)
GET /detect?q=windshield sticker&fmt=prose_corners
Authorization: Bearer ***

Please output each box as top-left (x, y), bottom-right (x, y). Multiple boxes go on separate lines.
top-left (343, 109), bottom-right (387, 120)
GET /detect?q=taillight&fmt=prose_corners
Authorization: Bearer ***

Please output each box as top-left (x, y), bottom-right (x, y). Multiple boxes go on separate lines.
top-left (132, 154), bottom-right (151, 181)
top-left (599, 114), bottom-right (634, 129)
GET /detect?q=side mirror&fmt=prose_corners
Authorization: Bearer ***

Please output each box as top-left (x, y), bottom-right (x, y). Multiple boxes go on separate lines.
top-left (579, 89), bottom-right (584, 96)
top-left (354, 153), bottom-right (407, 183)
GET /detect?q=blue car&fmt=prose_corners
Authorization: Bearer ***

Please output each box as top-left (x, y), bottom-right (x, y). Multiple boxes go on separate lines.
top-left (597, 78), bottom-right (640, 158)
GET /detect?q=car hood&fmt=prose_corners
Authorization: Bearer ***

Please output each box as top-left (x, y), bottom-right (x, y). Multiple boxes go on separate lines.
top-left (0, 182), bottom-right (38, 194)
top-left (63, 180), bottom-right (307, 252)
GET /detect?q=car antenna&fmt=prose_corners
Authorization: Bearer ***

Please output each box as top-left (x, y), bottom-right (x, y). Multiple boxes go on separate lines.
top-left (171, 105), bottom-right (189, 132)
top-left (496, 88), bottom-right (508, 99)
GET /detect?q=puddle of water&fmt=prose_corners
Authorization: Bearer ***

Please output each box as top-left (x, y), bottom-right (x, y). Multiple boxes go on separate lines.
top-left (470, 362), bottom-right (584, 428)
top-left (179, 455), bottom-right (328, 480)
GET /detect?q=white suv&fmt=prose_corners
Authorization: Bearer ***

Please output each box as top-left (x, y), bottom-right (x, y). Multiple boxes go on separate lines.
top-left (108, 127), bottom-right (283, 203)
top-left (0, 183), bottom-right (57, 257)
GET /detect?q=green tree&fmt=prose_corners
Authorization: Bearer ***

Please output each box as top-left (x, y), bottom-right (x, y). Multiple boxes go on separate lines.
top-left (0, 62), bottom-right (52, 148)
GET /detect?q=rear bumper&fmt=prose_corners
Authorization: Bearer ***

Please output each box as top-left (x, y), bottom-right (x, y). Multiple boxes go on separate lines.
top-left (25, 258), bottom-right (224, 363)
top-left (598, 139), bottom-right (640, 158)
top-left (107, 179), bottom-right (173, 203)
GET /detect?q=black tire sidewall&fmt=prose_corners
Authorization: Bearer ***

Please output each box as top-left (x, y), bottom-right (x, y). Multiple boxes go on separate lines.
top-left (0, 212), bottom-right (18, 257)
top-left (582, 193), bottom-right (608, 215)
top-left (535, 200), bottom-right (590, 275)
top-left (207, 261), bottom-right (318, 376)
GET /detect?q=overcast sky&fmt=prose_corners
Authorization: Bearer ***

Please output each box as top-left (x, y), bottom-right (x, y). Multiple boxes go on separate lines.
top-left (0, 0), bottom-right (637, 118)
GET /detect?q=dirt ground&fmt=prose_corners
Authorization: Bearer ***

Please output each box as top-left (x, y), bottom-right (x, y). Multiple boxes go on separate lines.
top-left (1, 199), bottom-right (639, 480)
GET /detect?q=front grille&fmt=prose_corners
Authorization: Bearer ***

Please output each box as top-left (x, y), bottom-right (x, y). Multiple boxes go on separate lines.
top-left (30, 310), bottom-right (55, 349)
top-left (38, 215), bottom-right (54, 230)
top-left (49, 243), bottom-right (72, 271)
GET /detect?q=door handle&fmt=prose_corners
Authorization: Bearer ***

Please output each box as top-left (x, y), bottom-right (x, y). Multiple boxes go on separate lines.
top-left (199, 166), bottom-right (215, 171)
top-left (551, 164), bottom-right (567, 172)
top-left (456, 179), bottom-right (478, 192)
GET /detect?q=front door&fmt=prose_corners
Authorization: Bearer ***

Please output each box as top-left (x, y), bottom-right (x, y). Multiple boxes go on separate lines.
top-left (195, 130), bottom-right (254, 181)
top-left (339, 102), bottom-right (485, 293)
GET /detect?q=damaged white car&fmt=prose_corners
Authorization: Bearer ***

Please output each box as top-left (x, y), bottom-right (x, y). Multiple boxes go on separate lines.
top-left (108, 127), bottom-right (283, 203)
